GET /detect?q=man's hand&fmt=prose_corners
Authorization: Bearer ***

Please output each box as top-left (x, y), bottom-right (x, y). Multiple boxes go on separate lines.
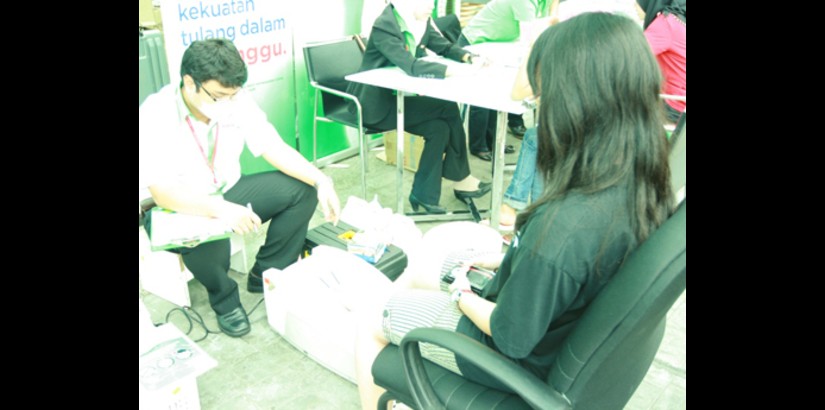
top-left (470, 54), bottom-right (492, 68)
top-left (316, 177), bottom-right (341, 225)
top-left (217, 202), bottom-right (262, 235)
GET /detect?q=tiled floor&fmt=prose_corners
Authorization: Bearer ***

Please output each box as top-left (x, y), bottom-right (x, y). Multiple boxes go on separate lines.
top-left (139, 128), bottom-right (686, 409)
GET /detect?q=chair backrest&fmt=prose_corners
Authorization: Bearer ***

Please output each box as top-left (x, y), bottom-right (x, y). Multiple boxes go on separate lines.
top-left (669, 110), bottom-right (686, 203)
top-left (304, 37), bottom-right (364, 93)
top-left (548, 200), bottom-right (686, 409)
top-left (303, 37), bottom-right (366, 115)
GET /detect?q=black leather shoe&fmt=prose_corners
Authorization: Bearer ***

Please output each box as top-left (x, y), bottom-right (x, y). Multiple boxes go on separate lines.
top-left (247, 271), bottom-right (263, 293)
top-left (472, 151), bottom-right (492, 161)
top-left (454, 181), bottom-right (492, 200)
top-left (217, 306), bottom-right (251, 337)
top-left (409, 193), bottom-right (446, 214)
top-left (509, 124), bottom-right (527, 137)
top-left (505, 144), bottom-right (515, 154)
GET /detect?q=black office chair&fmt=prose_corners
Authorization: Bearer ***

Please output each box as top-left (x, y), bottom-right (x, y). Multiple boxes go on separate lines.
top-left (371, 200), bottom-right (687, 409)
top-left (668, 109), bottom-right (686, 204)
top-left (139, 197), bottom-right (156, 228)
top-left (659, 94), bottom-right (685, 203)
top-left (304, 35), bottom-right (382, 199)
top-left (660, 94), bottom-right (686, 137)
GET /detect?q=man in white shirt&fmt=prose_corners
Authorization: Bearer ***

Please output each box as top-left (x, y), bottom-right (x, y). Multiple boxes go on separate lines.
top-left (139, 39), bottom-right (340, 337)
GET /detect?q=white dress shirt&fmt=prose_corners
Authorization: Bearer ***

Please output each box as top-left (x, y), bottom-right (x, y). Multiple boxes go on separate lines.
top-left (139, 84), bottom-right (280, 196)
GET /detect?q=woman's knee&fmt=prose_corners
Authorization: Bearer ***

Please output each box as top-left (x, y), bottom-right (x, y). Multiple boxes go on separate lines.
top-left (420, 122), bottom-right (450, 149)
top-left (355, 300), bottom-right (390, 345)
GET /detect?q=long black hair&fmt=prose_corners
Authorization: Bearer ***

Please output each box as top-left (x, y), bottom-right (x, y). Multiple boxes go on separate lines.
top-left (638, 0), bottom-right (686, 29)
top-left (517, 12), bottom-right (673, 243)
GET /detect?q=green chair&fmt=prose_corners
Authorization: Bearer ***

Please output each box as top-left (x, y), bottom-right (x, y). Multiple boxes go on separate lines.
top-left (371, 200), bottom-right (687, 409)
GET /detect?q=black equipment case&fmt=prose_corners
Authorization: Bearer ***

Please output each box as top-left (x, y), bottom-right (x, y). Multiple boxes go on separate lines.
top-left (304, 221), bottom-right (407, 281)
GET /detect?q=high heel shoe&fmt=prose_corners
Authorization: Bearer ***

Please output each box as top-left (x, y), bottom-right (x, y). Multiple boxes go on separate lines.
top-left (454, 181), bottom-right (492, 201)
top-left (409, 193), bottom-right (446, 214)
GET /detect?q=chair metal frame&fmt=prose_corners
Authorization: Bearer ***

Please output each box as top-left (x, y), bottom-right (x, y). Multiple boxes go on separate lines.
top-left (304, 36), bottom-right (380, 199)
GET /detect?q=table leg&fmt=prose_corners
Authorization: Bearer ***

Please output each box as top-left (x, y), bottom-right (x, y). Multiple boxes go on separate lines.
top-left (490, 110), bottom-right (507, 230)
top-left (395, 93), bottom-right (487, 223)
top-left (396, 91), bottom-right (405, 215)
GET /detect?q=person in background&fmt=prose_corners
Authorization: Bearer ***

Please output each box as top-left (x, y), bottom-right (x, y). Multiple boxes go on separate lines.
top-left (139, 39), bottom-right (341, 337)
top-left (352, 12), bottom-right (674, 409)
top-left (638, 0), bottom-right (686, 124)
top-left (348, 0), bottom-right (492, 214)
top-left (548, 0), bottom-right (645, 24)
top-left (457, 0), bottom-right (552, 160)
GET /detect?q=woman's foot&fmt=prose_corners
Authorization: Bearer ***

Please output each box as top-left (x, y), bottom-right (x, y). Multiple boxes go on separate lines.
top-left (473, 146), bottom-right (514, 160)
top-left (453, 175), bottom-right (481, 192)
top-left (471, 151), bottom-right (492, 161)
top-left (499, 204), bottom-right (517, 231)
top-left (454, 176), bottom-right (491, 200)
top-left (454, 182), bottom-right (492, 200)
top-left (409, 193), bottom-right (446, 214)
top-left (509, 124), bottom-right (527, 138)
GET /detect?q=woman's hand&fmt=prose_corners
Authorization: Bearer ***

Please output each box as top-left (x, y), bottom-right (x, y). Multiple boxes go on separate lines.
top-left (448, 265), bottom-right (473, 293)
top-left (471, 252), bottom-right (505, 271)
top-left (469, 53), bottom-right (492, 68)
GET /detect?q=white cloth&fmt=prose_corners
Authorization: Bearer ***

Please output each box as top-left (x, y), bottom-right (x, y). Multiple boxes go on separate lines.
top-left (139, 84), bottom-right (280, 195)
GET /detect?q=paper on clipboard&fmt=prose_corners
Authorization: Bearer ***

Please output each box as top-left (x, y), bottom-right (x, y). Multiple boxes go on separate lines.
top-left (149, 208), bottom-right (232, 251)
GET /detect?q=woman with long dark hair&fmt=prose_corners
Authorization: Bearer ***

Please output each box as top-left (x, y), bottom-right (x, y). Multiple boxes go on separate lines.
top-left (353, 12), bottom-right (675, 409)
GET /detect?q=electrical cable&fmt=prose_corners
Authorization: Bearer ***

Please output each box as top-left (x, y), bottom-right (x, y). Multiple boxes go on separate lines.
top-left (161, 306), bottom-right (220, 342)
top-left (156, 297), bottom-right (265, 342)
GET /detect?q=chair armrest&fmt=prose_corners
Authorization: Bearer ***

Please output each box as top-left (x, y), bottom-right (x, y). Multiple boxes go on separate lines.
top-left (308, 81), bottom-right (361, 105)
top-left (139, 197), bottom-right (157, 228)
top-left (659, 93), bottom-right (686, 102)
top-left (400, 328), bottom-right (572, 410)
top-left (308, 81), bottom-right (365, 128)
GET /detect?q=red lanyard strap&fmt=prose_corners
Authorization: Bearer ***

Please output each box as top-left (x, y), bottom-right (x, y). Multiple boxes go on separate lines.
top-left (185, 116), bottom-right (219, 184)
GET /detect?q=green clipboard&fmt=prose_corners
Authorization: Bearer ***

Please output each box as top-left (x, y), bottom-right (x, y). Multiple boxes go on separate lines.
top-left (149, 208), bottom-right (233, 251)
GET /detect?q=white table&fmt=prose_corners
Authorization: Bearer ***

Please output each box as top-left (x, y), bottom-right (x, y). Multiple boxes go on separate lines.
top-left (346, 42), bottom-right (527, 227)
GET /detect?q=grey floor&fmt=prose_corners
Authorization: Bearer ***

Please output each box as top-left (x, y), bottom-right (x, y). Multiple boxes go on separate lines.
top-left (139, 128), bottom-right (686, 409)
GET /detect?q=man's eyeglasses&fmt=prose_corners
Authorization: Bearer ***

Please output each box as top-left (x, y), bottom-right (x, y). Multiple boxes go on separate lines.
top-left (195, 80), bottom-right (241, 102)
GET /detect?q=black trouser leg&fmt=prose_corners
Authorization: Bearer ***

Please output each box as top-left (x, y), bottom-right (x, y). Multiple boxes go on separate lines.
top-left (223, 171), bottom-right (319, 276)
top-left (469, 106), bottom-right (497, 154)
top-left (175, 240), bottom-right (237, 315)
top-left (145, 210), bottom-right (238, 315)
top-left (369, 96), bottom-right (471, 205)
top-left (508, 113), bottom-right (524, 128)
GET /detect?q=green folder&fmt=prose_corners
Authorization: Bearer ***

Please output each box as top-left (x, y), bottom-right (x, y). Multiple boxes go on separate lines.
top-left (149, 208), bottom-right (233, 251)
